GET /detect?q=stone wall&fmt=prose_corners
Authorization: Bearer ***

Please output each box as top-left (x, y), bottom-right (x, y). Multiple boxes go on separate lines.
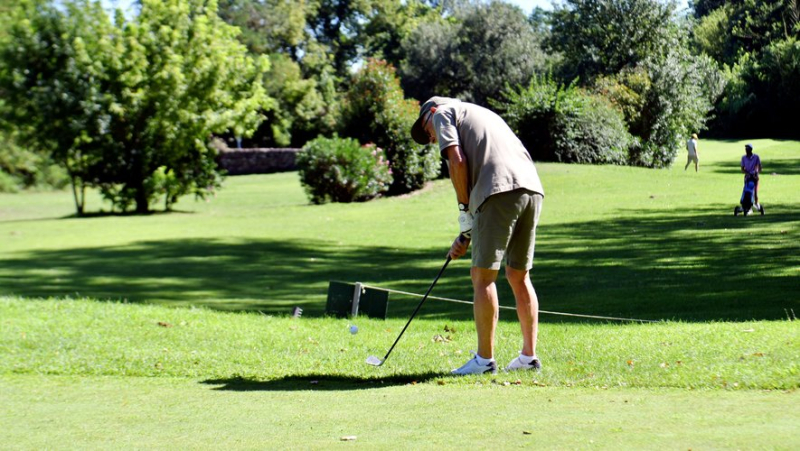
top-left (217, 148), bottom-right (301, 175)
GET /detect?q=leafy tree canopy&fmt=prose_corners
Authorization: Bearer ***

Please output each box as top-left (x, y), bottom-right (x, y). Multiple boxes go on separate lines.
top-left (401, 0), bottom-right (548, 106)
top-left (547, 0), bottom-right (678, 81)
top-left (0, 0), bottom-right (272, 213)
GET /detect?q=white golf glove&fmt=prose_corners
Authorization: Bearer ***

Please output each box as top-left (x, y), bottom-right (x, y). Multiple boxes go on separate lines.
top-left (458, 206), bottom-right (473, 239)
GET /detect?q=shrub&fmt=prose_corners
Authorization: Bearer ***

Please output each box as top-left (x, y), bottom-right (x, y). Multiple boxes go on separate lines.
top-left (495, 76), bottom-right (631, 165)
top-left (592, 45), bottom-right (725, 168)
top-left (339, 59), bottom-right (439, 195)
top-left (296, 136), bottom-right (392, 204)
top-left (0, 133), bottom-right (68, 192)
top-left (553, 95), bottom-right (631, 165)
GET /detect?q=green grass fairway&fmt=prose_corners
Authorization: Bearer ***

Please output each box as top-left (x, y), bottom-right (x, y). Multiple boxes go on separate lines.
top-left (1, 298), bottom-right (799, 448)
top-left (1, 139), bottom-right (799, 448)
top-left (2, 376), bottom-right (797, 449)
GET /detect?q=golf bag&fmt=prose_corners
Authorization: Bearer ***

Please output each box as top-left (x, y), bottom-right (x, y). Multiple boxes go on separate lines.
top-left (734, 174), bottom-right (763, 216)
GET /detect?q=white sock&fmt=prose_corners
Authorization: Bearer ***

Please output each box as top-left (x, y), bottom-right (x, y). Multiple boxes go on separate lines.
top-left (518, 353), bottom-right (537, 364)
top-left (475, 354), bottom-right (494, 365)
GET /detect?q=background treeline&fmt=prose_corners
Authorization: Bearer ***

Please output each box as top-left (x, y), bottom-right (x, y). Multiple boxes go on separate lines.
top-left (0, 0), bottom-right (797, 211)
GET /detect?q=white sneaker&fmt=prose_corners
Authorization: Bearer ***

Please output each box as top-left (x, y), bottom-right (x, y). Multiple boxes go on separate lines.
top-left (506, 354), bottom-right (542, 372)
top-left (451, 351), bottom-right (497, 375)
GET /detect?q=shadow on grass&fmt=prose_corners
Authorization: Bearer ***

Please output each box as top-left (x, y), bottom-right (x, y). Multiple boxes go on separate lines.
top-left (1, 204), bottom-right (797, 322)
top-left (201, 373), bottom-right (444, 391)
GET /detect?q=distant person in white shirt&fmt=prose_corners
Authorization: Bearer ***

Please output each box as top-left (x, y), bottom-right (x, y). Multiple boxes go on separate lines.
top-left (685, 133), bottom-right (699, 172)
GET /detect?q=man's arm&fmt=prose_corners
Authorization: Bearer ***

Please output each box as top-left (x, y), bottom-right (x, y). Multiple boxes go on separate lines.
top-left (445, 145), bottom-right (469, 205)
top-left (444, 144), bottom-right (471, 259)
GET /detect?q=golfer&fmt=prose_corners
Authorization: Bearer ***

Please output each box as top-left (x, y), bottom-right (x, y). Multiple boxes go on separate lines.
top-left (741, 143), bottom-right (762, 208)
top-left (411, 96), bottom-right (545, 375)
top-left (685, 133), bottom-right (699, 172)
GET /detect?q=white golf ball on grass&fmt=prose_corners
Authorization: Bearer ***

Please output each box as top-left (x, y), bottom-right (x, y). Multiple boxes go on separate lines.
top-left (349, 325), bottom-right (358, 335)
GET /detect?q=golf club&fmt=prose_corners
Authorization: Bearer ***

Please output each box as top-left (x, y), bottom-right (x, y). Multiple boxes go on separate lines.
top-left (366, 253), bottom-right (453, 367)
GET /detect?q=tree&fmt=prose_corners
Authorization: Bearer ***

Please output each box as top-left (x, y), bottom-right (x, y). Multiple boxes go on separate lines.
top-left (306, 0), bottom-right (374, 79)
top-left (361, 0), bottom-right (438, 69)
top-left (548, 0), bottom-right (677, 81)
top-left (595, 48), bottom-right (725, 167)
top-left (401, 0), bottom-right (547, 106)
top-left (692, 4), bottom-right (737, 64)
top-left (0, 0), bottom-right (271, 214)
top-left (339, 59), bottom-right (439, 194)
top-left (713, 37), bottom-right (800, 137)
top-left (692, 0), bottom-right (800, 61)
top-left (240, 53), bottom-right (340, 148)
top-left (216, 0), bottom-right (308, 57)
top-left (690, 0), bottom-right (726, 18)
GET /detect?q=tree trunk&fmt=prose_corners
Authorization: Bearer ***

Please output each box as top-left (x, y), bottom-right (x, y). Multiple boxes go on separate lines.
top-left (70, 174), bottom-right (85, 216)
top-left (135, 183), bottom-right (149, 214)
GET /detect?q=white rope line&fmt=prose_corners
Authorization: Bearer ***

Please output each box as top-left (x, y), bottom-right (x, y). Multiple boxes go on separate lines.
top-left (360, 284), bottom-right (659, 323)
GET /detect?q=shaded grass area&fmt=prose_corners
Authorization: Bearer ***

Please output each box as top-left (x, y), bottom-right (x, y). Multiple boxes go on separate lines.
top-left (2, 375), bottom-right (798, 449)
top-left (0, 204), bottom-right (796, 321)
top-left (2, 297), bottom-right (798, 390)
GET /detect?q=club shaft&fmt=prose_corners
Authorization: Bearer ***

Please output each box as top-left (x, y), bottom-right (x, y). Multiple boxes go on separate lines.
top-left (380, 256), bottom-right (451, 362)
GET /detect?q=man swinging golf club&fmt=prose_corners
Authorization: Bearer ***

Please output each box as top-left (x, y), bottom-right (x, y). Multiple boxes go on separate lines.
top-left (411, 96), bottom-right (545, 375)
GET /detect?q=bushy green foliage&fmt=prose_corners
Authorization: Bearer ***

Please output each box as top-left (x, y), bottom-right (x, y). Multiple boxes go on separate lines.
top-left (629, 50), bottom-right (726, 167)
top-left (548, 0), bottom-right (677, 80)
top-left (296, 136), bottom-right (392, 204)
top-left (0, 0), bottom-right (271, 214)
top-left (217, 0), bottom-right (307, 55)
top-left (712, 38), bottom-right (800, 138)
top-left (401, 0), bottom-right (547, 106)
top-left (242, 53), bottom-right (340, 148)
top-left (592, 47), bottom-right (725, 167)
top-left (692, 4), bottom-right (736, 64)
top-left (543, 0), bottom-right (725, 167)
top-left (0, 131), bottom-right (68, 192)
top-left (496, 76), bottom-right (631, 165)
top-left (339, 59), bottom-right (439, 194)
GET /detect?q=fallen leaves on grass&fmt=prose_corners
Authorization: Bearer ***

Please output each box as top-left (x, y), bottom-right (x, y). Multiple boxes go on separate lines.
top-left (157, 321), bottom-right (172, 328)
top-left (340, 436), bottom-right (357, 441)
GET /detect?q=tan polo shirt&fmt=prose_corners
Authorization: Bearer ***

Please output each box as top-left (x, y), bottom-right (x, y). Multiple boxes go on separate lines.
top-left (432, 99), bottom-right (544, 212)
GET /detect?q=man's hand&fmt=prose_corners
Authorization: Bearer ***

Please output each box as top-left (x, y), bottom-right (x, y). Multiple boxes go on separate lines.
top-left (449, 234), bottom-right (470, 260)
top-left (458, 210), bottom-right (473, 238)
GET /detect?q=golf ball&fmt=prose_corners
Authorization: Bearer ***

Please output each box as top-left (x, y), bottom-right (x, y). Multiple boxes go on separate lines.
top-left (349, 325), bottom-right (358, 335)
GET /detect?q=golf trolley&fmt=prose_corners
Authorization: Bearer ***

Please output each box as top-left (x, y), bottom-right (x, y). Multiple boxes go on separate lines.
top-left (734, 174), bottom-right (764, 216)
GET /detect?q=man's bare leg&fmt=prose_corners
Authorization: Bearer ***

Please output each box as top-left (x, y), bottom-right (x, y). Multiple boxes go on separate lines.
top-left (505, 266), bottom-right (538, 357)
top-left (471, 267), bottom-right (499, 359)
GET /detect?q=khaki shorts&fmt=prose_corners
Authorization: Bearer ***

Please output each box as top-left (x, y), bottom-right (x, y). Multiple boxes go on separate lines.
top-left (472, 189), bottom-right (543, 271)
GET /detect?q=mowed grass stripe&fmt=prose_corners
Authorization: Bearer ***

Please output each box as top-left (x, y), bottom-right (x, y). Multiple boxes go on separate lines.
top-left (2, 297), bottom-right (798, 390)
top-left (1, 375), bottom-right (798, 449)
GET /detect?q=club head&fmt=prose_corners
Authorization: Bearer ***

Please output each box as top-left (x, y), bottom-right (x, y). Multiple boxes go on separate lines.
top-left (365, 355), bottom-right (384, 366)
